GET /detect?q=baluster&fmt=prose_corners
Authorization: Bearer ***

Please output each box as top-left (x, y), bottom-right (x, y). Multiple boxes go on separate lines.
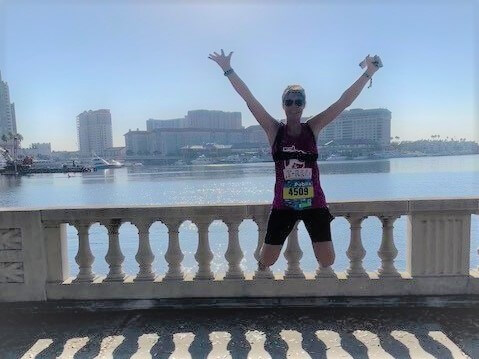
top-left (377, 215), bottom-right (401, 277)
top-left (73, 221), bottom-right (95, 282)
top-left (316, 227), bottom-right (337, 278)
top-left (164, 220), bottom-right (184, 281)
top-left (316, 265), bottom-right (337, 278)
top-left (253, 216), bottom-right (274, 279)
top-left (346, 215), bottom-right (368, 278)
top-left (43, 221), bottom-right (69, 283)
top-left (194, 220), bottom-right (214, 280)
top-left (134, 220), bottom-right (155, 281)
top-left (284, 222), bottom-right (305, 279)
top-left (315, 210), bottom-right (337, 279)
top-left (103, 219), bottom-right (126, 282)
top-left (224, 218), bottom-right (245, 280)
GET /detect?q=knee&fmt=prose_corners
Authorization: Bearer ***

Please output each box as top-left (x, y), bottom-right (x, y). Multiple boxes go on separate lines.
top-left (319, 254), bottom-right (335, 268)
top-left (264, 259), bottom-right (277, 267)
top-left (260, 256), bottom-right (278, 267)
top-left (315, 246), bottom-right (335, 267)
top-left (260, 245), bottom-right (282, 267)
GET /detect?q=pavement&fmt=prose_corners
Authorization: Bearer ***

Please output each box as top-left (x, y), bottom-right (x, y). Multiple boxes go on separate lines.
top-left (1, 301), bottom-right (479, 358)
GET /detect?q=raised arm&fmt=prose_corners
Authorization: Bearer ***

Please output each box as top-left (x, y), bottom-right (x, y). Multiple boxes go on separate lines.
top-left (307, 54), bottom-right (382, 138)
top-left (209, 49), bottom-right (279, 145)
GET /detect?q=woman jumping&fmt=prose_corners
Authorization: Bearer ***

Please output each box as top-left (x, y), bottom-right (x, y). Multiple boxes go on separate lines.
top-left (208, 49), bottom-right (382, 272)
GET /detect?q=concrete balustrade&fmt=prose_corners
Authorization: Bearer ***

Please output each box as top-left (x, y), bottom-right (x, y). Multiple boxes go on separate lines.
top-left (377, 215), bottom-right (401, 278)
top-left (224, 218), bottom-right (245, 280)
top-left (163, 220), bottom-right (184, 281)
top-left (193, 219), bottom-right (214, 280)
top-left (134, 220), bottom-right (155, 281)
top-left (346, 215), bottom-right (368, 278)
top-left (103, 219), bottom-right (125, 282)
top-left (252, 215), bottom-right (274, 280)
top-left (0, 199), bottom-right (478, 302)
top-left (284, 223), bottom-right (305, 279)
top-left (73, 221), bottom-right (95, 283)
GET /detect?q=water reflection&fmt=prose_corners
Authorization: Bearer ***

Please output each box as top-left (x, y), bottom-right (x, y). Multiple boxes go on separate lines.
top-left (319, 160), bottom-right (390, 174)
top-left (0, 173), bottom-right (22, 190)
top-left (0, 156), bottom-right (477, 209)
top-left (80, 169), bottom-right (117, 184)
top-left (122, 159), bottom-right (391, 181)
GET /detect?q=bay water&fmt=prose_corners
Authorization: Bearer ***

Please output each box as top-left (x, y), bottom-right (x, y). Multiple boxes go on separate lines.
top-left (1, 154), bottom-right (478, 276)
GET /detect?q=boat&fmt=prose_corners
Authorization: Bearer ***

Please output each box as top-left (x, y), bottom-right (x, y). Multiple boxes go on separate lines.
top-left (220, 154), bottom-right (242, 164)
top-left (352, 155), bottom-right (371, 160)
top-left (0, 148), bottom-right (90, 175)
top-left (246, 155), bottom-right (261, 163)
top-left (191, 155), bottom-right (213, 165)
top-left (325, 154), bottom-right (349, 161)
top-left (91, 156), bottom-right (124, 170)
top-left (110, 159), bottom-right (124, 167)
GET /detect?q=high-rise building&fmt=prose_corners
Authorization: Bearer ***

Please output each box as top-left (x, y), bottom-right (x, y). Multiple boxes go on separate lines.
top-left (0, 71), bottom-right (17, 138)
top-left (147, 110), bottom-right (243, 131)
top-left (124, 129), bottom-right (152, 155)
top-left (77, 109), bottom-right (113, 156)
top-left (125, 108), bottom-right (392, 156)
top-left (318, 108), bottom-right (391, 146)
top-left (244, 125), bottom-right (269, 145)
top-left (184, 110), bottom-right (242, 129)
top-left (146, 118), bottom-right (184, 131)
top-left (124, 127), bottom-right (246, 156)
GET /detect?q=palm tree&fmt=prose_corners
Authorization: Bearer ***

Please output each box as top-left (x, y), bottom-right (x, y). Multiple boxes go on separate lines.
top-left (13, 133), bottom-right (23, 161)
top-left (1, 132), bottom-right (23, 160)
top-left (14, 133), bottom-right (23, 148)
top-left (1, 134), bottom-right (7, 148)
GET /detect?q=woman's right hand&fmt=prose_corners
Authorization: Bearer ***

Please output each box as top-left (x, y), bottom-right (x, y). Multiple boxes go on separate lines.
top-left (208, 49), bottom-right (233, 71)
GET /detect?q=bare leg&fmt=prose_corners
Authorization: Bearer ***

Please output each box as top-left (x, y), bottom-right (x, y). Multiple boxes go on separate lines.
top-left (313, 241), bottom-right (335, 268)
top-left (259, 244), bottom-right (283, 269)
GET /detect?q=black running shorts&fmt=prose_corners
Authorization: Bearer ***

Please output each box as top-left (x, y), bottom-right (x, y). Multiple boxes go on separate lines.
top-left (264, 207), bottom-right (335, 246)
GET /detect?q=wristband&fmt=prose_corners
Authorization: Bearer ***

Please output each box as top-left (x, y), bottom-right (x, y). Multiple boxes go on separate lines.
top-left (224, 68), bottom-right (234, 76)
top-left (363, 72), bottom-right (373, 88)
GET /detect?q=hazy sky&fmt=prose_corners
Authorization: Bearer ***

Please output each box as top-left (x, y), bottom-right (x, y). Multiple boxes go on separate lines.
top-left (0, 0), bottom-right (477, 151)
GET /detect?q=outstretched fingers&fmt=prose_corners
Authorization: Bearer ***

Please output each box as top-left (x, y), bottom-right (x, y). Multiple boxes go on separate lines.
top-left (208, 49), bottom-right (233, 65)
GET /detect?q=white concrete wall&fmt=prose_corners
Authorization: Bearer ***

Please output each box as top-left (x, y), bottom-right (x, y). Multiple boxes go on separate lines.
top-left (0, 210), bottom-right (47, 301)
top-left (0, 199), bottom-right (478, 302)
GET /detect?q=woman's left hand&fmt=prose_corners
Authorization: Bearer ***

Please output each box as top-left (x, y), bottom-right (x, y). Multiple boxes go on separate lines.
top-left (363, 54), bottom-right (382, 75)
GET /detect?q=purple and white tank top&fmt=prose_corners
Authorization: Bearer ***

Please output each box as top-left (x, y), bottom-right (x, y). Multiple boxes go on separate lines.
top-left (272, 122), bottom-right (327, 210)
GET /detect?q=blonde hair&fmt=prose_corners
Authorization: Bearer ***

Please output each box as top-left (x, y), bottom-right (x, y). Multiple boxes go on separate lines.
top-left (282, 85), bottom-right (306, 105)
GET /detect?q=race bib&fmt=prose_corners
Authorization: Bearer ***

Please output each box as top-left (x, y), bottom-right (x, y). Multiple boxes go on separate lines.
top-left (283, 181), bottom-right (314, 200)
top-left (282, 156), bottom-right (314, 210)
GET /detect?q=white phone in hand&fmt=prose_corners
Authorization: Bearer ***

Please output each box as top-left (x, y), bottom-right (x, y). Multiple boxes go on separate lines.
top-left (359, 55), bottom-right (383, 69)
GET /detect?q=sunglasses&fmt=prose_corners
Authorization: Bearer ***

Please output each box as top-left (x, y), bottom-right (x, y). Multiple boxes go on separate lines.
top-left (283, 99), bottom-right (304, 107)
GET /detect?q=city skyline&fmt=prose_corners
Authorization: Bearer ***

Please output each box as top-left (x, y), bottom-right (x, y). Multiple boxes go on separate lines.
top-left (125, 108), bottom-right (393, 158)
top-left (0, 0), bottom-right (477, 151)
top-left (0, 71), bottom-right (17, 139)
